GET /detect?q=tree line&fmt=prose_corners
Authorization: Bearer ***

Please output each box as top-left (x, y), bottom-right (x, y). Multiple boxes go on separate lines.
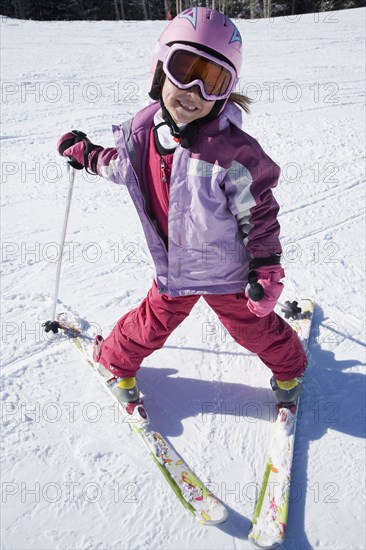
top-left (3, 0), bottom-right (363, 21)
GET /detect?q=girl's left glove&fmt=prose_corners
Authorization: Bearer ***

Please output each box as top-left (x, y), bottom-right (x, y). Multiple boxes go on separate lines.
top-left (245, 265), bottom-right (285, 317)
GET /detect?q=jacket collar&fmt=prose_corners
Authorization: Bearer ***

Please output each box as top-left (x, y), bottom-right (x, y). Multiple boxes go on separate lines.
top-left (128, 101), bottom-right (244, 144)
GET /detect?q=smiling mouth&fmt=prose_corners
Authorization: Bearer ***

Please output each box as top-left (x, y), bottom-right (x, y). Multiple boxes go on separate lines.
top-left (177, 99), bottom-right (198, 112)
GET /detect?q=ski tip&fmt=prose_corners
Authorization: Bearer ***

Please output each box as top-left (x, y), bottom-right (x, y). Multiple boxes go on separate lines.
top-left (248, 530), bottom-right (283, 550)
top-left (299, 299), bottom-right (315, 312)
top-left (196, 506), bottom-right (229, 526)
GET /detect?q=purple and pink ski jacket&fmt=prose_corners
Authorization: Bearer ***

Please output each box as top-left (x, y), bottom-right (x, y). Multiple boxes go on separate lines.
top-left (94, 101), bottom-right (282, 297)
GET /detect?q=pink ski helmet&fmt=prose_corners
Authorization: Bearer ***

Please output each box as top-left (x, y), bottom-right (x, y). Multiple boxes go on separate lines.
top-left (148, 6), bottom-right (242, 101)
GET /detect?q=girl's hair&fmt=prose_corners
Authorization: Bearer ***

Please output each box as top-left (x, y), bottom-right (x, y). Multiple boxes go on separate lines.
top-left (228, 92), bottom-right (252, 114)
top-left (150, 61), bottom-right (252, 114)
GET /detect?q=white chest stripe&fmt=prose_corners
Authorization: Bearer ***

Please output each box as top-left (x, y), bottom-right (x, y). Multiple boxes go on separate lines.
top-left (187, 157), bottom-right (226, 178)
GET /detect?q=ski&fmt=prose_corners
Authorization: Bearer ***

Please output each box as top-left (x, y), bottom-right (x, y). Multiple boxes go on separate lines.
top-left (43, 316), bottom-right (228, 526)
top-left (248, 299), bottom-right (315, 549)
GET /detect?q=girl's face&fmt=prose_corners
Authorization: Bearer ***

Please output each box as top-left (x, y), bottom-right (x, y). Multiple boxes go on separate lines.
top-left (162, 78), bottom-right (215, 125)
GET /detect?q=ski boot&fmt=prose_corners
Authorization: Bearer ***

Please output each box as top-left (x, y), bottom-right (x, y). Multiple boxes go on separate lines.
top-left (92, 335), bottom-right (141, 404)
top-left (108, 375), bottom-right (140, 404)
top-left (270, 375), bottom-right (304, 410)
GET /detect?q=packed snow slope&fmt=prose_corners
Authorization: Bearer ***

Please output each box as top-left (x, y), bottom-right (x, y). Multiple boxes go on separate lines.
top-left (1, 8), bottom-right (365, 550)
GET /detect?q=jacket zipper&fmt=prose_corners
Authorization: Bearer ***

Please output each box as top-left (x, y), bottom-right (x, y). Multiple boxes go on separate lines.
top-left (159, 157), bottom-right (170, 213)
top-left (160, 157), bottom-right (168, 183)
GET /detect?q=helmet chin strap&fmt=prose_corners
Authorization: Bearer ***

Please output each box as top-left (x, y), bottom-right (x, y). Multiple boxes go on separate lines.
top-left (159, 100), bottom-right (182, 139)
top-left (158, 98), bottom-right (226, 149)
top-left (158, 99), bottom-right (197, 149)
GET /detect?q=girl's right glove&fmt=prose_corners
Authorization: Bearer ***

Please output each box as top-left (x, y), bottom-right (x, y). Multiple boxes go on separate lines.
top-left (57, 130), bottom-right (103, 173)
top-left (245, 265), bottom-right (285, 317)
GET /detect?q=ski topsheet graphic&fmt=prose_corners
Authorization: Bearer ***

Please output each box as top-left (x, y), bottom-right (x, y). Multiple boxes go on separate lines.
top-left (248, 299), bottom-right (315, 549)
top-left (43, 316), bottom-right (228, 526)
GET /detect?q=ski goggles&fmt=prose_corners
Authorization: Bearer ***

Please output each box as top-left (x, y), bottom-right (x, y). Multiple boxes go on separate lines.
top-left (156, 43), bottom-right (238, 101)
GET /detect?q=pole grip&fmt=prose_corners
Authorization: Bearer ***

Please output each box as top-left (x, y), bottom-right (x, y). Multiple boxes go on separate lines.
top-left (247, 282), bottom-right (265, 302)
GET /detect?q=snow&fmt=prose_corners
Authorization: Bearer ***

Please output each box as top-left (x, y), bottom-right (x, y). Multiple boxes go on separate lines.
top-left (1, 8), bottom-right (365, 550)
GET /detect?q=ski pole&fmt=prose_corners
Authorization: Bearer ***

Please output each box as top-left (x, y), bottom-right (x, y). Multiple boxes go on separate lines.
top-left (277, 300), bottom-right (302, 318)
top-left (44, 165), bottom-right (76, 333)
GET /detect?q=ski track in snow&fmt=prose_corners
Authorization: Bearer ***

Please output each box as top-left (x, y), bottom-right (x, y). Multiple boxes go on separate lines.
top-left (1, 9), bottom-right (366, 550)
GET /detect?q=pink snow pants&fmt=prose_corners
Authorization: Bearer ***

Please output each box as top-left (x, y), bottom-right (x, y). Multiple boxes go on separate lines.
top-left (98, 280), bottom-right (307, 382)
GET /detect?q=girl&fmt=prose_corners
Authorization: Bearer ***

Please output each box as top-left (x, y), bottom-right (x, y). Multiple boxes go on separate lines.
top-left (57, 7), bottom-right (307, 409)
